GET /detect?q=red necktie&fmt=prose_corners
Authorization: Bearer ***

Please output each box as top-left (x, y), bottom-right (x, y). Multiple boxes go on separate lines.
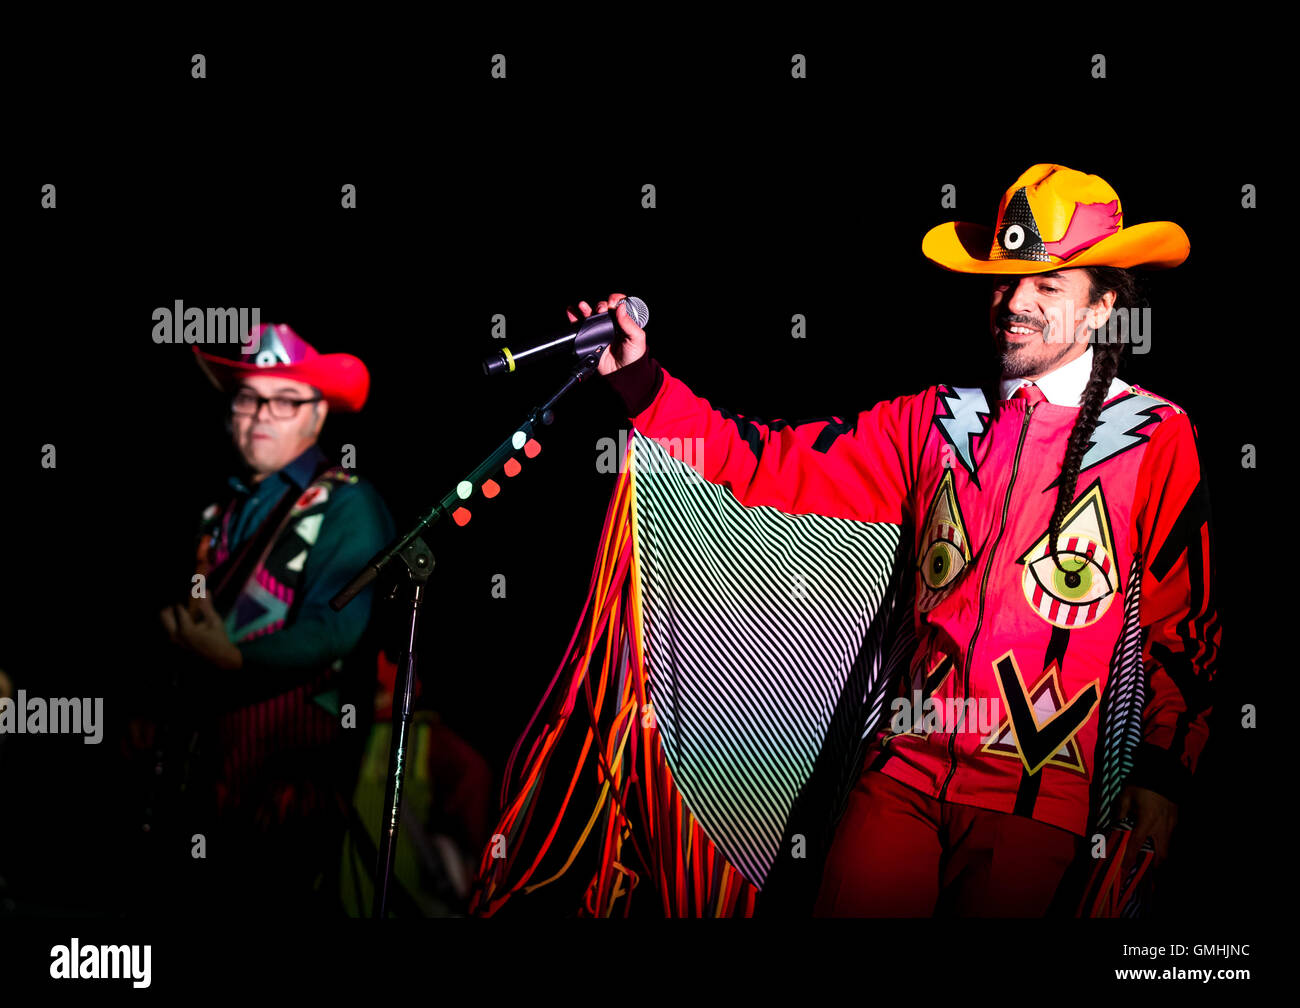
top-left (1013, 382), bottom-right (1047, 406)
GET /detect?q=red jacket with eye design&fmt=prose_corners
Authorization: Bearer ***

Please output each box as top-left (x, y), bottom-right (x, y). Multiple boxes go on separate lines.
top-left (606, 354), bottom-right (1220, 838)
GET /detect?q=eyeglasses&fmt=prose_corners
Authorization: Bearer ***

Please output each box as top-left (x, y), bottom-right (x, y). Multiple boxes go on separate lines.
top-left (231, 390), bottom-right (323, 419)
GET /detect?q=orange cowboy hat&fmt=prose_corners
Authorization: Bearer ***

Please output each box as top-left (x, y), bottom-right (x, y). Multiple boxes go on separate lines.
top-left (193, 323), bottom-right (370, 412)
top-left (922, 163), bottom-right (1189, 274)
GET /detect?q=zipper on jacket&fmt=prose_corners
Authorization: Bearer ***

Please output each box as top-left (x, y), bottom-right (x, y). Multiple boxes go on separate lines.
top-left (938, 401), bottom-right (1035, 802)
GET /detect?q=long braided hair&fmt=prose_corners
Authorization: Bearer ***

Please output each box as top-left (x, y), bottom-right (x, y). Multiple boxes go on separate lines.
top-left (1045, 265), bottom-right (1145, 575)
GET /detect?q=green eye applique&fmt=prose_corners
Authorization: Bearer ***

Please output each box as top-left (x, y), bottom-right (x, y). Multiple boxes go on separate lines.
top-left (922, 523), bottom-right (967, 590)
top-left (1027, 546), bottom-right (1113, 611)
top-left (917, 471), bottom-right (972, 612)
top-left (1017, 479), bottom-right (1120, 630)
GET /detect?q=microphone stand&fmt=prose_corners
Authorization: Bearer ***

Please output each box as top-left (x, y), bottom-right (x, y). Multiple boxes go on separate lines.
top-left (331, 352), bottom-right (605, 918)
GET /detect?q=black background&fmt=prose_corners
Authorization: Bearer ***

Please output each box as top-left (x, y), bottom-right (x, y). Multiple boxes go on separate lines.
top-left (0, 32), bottom-right (1278, 989)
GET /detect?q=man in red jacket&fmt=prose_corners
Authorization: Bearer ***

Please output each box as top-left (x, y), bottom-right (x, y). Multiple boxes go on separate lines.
top-left (577, 163), bottom-right (1219, 916)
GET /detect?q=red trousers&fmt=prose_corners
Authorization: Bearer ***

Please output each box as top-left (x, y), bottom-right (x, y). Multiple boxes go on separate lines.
top-left (813, 769), bottom-right (1083, 917)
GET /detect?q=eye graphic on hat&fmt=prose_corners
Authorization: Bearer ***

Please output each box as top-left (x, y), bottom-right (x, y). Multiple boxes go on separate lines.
top-left (252, 325), bottom-right (293, 367)
top-left (991, 188), bottom-right (1048, 262)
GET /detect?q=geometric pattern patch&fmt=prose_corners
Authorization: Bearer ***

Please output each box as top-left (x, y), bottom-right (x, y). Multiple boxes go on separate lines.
top-left (988, 651), bottom-right (1099, 777)
top-left (884, 652), bottom-right (958, 744)
top-left (226, 571), bottom-right (290, 642)
top-left (293, 483), bottom-right (330, 513)
top-left (294, 513), bottom-right (324, 546)
top-left (981, 659), bottom-right (1089, 775)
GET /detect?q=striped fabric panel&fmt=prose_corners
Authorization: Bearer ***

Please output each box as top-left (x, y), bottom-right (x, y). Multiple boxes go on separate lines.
top-left (1092, 553), bottom-right (1146, 833)
top-left (856, 586), bottom-right (918, 751)
top-left (630, 433), bottom-right (907, 888)
top-left (216, 683), bottom-right (342, 815)
top-left (822, 558), bottom-right (917, 854)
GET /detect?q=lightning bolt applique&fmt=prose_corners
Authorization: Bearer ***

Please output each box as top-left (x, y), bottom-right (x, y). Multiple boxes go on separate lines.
top-left (933, 386), bottom-right (991, 489)
top-left (1043, 200), bottom-right (1121, 261)
top-left (1046, 393), bottom-right (1165, 489)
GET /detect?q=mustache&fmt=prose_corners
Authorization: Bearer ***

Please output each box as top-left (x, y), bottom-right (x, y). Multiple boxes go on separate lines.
top-left (996, 315), bottom-right (1044, 331)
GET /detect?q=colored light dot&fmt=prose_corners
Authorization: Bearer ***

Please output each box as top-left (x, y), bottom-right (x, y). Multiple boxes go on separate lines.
top-left (452, 507), bottom-right (471, 526)
top-left (457, 480), bottom-right (473, 499)
top-left (512, 431), bottom-right (526, 450)
top-left (524, 438), bottom-right (541, 458)
top-left (482, 479), bottom-right (500, 498)
top-left (503, 457), bottom-right (522, 477)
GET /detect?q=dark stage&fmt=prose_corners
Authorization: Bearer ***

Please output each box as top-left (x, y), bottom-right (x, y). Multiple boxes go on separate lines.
top-left (1, 33), bottom-right (1275, 994)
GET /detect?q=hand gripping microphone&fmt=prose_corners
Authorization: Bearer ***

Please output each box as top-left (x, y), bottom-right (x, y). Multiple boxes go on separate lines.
top-left (482, 297), bottom-right (649, 376)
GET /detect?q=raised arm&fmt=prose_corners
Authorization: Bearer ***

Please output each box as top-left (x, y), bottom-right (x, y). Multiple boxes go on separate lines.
top-left (580, 295), bottom-right (931, 525)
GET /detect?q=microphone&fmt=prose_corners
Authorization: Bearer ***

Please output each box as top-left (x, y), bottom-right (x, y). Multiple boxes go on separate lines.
top-left (482, 296), bottom-right (649, 376)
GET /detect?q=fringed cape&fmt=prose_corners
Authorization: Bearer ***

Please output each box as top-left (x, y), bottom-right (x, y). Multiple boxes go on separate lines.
top-left (469, 434), bottom-right (1144, 917)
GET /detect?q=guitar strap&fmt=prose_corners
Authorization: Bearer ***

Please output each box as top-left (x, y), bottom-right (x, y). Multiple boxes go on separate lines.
top-left (143, 458), bottom-right (342, 832)
top-left (200, 457), bottom-right (333, 619)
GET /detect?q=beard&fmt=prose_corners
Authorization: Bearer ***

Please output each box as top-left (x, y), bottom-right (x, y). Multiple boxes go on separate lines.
top-left (994, 322), bottom-right (1079, 379)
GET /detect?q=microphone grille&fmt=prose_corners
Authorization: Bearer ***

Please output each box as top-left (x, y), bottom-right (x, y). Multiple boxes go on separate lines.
top-left (623, 296), bottom-right (649, 329)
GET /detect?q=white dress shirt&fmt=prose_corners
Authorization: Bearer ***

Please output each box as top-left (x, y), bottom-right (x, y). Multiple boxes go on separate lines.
top-left (998, 345), bottom-right (1130, 406)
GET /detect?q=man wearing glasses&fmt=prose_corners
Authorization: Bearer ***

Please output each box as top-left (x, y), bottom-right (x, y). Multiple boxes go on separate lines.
top-left (156, 322), bottom-right (394, 915)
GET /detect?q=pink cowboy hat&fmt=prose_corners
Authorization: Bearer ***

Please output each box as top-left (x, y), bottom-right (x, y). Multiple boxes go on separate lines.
top-left (193, 323), bottom-right (370, 412)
